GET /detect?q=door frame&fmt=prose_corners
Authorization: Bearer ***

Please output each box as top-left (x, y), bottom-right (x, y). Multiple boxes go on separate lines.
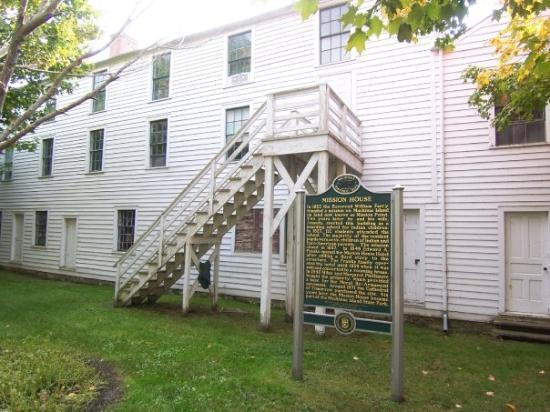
top-left (404, 205), bottom-right (426, 305)
top-left (60, 215), bottom-right (78, 269)
top-left (498, 205), bottom-right (550, 315)
top-left (10, 212), bottom-right (24, 263)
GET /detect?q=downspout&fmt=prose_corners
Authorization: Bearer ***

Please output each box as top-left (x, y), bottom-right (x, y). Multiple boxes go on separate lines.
top-left (437, 48), bottom-right (449, 332)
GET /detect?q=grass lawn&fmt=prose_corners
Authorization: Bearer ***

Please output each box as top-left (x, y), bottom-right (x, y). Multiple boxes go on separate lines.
top-left (0, 271), bottom-right (549, 411)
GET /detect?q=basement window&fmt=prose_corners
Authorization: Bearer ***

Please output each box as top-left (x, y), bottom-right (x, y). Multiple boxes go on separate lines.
top-left (117, 210), bottom-right (136, 251)
top-left (234, 208), bottom-right (280, 254)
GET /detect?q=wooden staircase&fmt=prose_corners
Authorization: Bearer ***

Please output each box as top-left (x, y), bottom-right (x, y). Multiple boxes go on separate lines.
top-left (114, 101), bottom-right (275, 306)
top-left (493, 314), bottom-right (550, 344)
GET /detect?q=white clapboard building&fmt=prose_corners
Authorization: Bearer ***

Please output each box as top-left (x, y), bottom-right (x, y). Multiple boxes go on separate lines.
top-left (1, 2), bottom-right (549, 334)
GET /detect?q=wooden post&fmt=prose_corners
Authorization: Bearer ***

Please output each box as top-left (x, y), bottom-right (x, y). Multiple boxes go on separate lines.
top-left (285, 162), bottom-right (296, 320)
top-left (182, 241), bottom-right (192, 313)
top-left (260, 156), bottom-right (275, 330)
top-left (315, 151), bottom-right (330, 336)
top-left (213, 242), bottom-right (220, 309)
top-left (292, 190), bottom-right (305, 380)
top-left (336, 159), bottom-right (347, 176)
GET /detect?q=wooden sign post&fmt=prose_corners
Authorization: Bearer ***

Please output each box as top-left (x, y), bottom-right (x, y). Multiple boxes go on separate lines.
top-left (292, 175), bottom-right (404, 402)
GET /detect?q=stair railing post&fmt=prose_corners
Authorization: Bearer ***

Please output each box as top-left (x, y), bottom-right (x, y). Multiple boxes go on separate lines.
top-left (212, 242), bottom-right (220, 309)
top-left (182, 241), bottom-right (192, 313)
top-left (210, 162), bottom-right (216, 215)
top-left (158, 213), bottom-right (165, 267)
top-left (114, 263), bottom-right (121, 301)
top-left (319, 84), bottom-right (329, 133)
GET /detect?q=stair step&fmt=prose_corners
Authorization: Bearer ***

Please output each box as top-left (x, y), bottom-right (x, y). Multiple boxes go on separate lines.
top-left (493, 328), bottom-right (550, 343)
top-left (241, 164), bottom-right (254, 169)
top-left (229, 176), bottom-right (242, 182)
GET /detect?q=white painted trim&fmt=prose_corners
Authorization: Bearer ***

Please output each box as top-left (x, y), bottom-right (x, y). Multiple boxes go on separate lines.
top-left (86, 127), bottom-right (106, 173)
top-left (404, 206), bottom-right (426, 305)
top-left (223, 27), bottom-right (255, 88)
top-left (489, 103), bottom-right (550, 148)
top-left (112, 207), bottom-right (139, 253)
top-left (149, 50), bottom-right (173, 102)
top-left (497, 205), bottom-right (550, 314)
top-left (145, 115), bottom-right (171, 168)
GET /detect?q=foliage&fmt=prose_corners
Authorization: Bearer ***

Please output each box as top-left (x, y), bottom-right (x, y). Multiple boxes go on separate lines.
top-left (1, 271), bottom-right (550, 411)
top-left (294, 0), bottom-right (550, 129)
top-left (0, 338), bottom-right (102, 411)
top-left (0, 0), bottom-right (99, 150)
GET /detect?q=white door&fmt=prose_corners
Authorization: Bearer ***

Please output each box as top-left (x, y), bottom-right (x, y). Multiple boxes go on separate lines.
top-left (11, 214), bottom-right (24, 263)
top-left (404, 210), bottom-right (424, 303)
top-left (62, 218), bottom-right (77, 269)
top-left (506, 212), bottom-right (550, 315)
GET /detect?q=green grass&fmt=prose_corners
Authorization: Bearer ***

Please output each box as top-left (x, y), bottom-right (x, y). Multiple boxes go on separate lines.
top-left (0, 271), bottom-right (549, 411)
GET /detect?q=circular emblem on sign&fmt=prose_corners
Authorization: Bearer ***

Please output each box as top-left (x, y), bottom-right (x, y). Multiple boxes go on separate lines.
top-left (334, 312), bottom-right (356, 335)
top-left (333, 174), bottom-right (360, 195)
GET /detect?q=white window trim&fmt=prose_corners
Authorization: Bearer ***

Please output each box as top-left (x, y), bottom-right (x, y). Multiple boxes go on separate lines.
top-left (38, 136), bottom-right (55, 178)
top-left (32, 209), bottom-right (49, 248)
top-left (315, 1), bottom-right (357, 69)
top-left (224, 27), bottom-right (255, 88)
top-left (86, 126), bottom-right (106, 174)
top-left (150, 50), bottom-right (173, 102)
top-left (221, 102), bottom-right (253, 157)
top-left (489, 104), bottom-right (550, 148)
top-left (90, 68), bottom-right (109, 114)
top-left (0, 147), bottom-right (14, 182)
top-left (145, 115), bottom-right (170, 169)
top-left (113, 207), bottom-right (139, 253)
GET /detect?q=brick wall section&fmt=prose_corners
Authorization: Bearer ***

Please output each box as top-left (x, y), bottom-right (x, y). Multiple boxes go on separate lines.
top-left (234, 208), bottom-right (280, 253)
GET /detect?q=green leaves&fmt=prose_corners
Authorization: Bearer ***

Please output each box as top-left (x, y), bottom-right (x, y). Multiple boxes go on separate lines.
top-left (293, 0), bottom-right (319, 20)
top-left (347, 29), bottom-right (368, 53)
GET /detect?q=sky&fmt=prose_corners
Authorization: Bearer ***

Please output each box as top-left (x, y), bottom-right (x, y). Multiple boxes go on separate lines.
top-left (89, 0), bottom-right (501, 49)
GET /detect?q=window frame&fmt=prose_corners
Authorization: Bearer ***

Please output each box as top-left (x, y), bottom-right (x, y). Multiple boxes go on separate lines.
top-left (40, 137), bottom-right (54, 177)
top-left (34, 210), bottom-right (48, 247)
top-left (91, 69), bottom-right (108, 113)
top-left (224, 105), bottom-right (250, 161)
top-left (318, 3), bottom-right (351, 66)
top-left (89, 128), bottom-right (105, 172)
top-left (224, 27), bottom-right (254, 87)
top-left (115, 209), bottom-right (137, 252)
top-left (489, 104), bottom-right (550, 148)
top-left (151, 51), bottom-right (171, 101)
top-left (148, 118), bottom-right (169, 168)
top-left (1, 147), bottom-right (14, 181)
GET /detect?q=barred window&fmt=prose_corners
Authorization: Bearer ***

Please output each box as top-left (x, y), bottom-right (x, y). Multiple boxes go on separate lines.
top-left (35, 211), bottom-right (47, 246)
top-left (228, 31), bottom-right (251, 76)
top-left (320, 4), bottom-right (350, 65)
top-left (89, 129), bottom-right (104, 172)
top-left (152, 53), bottom-right (170, 101)
top-left (92, 70), bottom-right (107, 112)
top-left (1, 147), bottom-right (13, 181)
top-left (495, 106), bottom-right (546, 146)
top-left (226, 106), bottom-right (249, 160)
top-left (41, 138), bottom-right (53, 176)
top-left (150, 119), bottom-right (167, 167)
top-left (117, 210), bottom-right (135, 251)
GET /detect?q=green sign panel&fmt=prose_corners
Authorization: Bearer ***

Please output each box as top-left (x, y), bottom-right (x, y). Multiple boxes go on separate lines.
top-left (304, 174), bottom-right (391, 314)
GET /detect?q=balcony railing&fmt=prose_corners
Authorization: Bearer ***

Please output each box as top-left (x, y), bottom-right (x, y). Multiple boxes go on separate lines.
top-left (267, 83), bottom-right (361, 154)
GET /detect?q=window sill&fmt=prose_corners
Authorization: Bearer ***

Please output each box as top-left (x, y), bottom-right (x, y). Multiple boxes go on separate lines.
top-left (149, 97), bottom-right (171, 104)
top-left (314, 58), bottom-right (356, 70)
top-left (224, 79), bottom-right (254, 89)
top-left (145, 166), bottom-right (169, 170)
top-left (489, 141), bottom-right (550, 150)
top-left (38, 175), bottom-right (54, 180)
top-left (0, 179), bottom-right (13, 183)
top-left (85, 171), bottom-right (105, 176)
top-left (90, 109), bottom-right (107, 115)
top-left (31, 245), bottom-right (47, 250)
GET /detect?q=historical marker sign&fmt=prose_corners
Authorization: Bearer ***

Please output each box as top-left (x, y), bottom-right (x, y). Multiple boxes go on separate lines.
top-left (304, 174), bottom-right (391, 315)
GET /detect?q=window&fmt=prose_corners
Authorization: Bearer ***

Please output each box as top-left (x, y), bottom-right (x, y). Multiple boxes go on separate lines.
top-left (495, 105), bottom-right (546, 146)
top-left (228, 31), bottom-right (251, 77)
top-left (117, 210), bottom-right (136, 251)
top-left (89, 129), bottom-right (104, 172)
top-left (149, 119), bottom-right (167, 167)
top-left (44, 98), bottom-right (56, 121)
top-left (1, 147), bottom-right (13, 181)
top-left (152, 53), bottom-right (170, 100)
top-left (320, 4), bottom-right (350, 65)
top-left (35, 211), bottom-right (47, 246)
top-left (226, 106), bottom-right (249, 160)
top-left (41, 138), bottom-right (53, 176)
top-left (92, 70), bottom-right (107, 112)
top-left (234, 208), bottom-right (279, 254)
